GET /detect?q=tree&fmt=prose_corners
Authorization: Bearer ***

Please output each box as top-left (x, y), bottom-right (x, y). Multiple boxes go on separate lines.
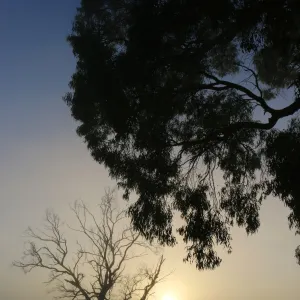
top-left (64, 0), bottom-right (300, 269)
top-left (13, 191), bottom-right (169, 300)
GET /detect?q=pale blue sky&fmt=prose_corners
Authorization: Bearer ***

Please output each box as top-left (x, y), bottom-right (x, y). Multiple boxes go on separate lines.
top-left (0, 1), bottom-right (300, 299)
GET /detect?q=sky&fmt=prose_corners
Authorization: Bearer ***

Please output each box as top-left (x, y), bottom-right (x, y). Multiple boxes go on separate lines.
top-left (0, 1), bottom-right (300, 299)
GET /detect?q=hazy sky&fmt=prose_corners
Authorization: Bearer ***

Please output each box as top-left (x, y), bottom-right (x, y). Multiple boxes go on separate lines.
top-left (0, 1), bottom-right (300, 299)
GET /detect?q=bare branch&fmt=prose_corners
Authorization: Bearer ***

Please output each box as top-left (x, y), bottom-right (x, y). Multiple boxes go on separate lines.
top-left (237, 63), bottom-right (263, 98)
top-left (139, 256), bottom-right (167, 300)
top-left (13, 189), bottom-right (170, 300)
top-left (119, 256), bottom-right (170, 300)
top-left (13, 211), bottom-right (91, 300)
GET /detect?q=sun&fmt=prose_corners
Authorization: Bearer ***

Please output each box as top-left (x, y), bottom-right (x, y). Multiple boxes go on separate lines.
top-left (162, 293), bottom-right (177, 300)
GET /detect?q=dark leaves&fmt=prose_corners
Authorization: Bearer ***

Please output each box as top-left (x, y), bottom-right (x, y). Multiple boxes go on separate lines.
top-left (264, 119), bottom-right (300, 233)
top-left (174, 185), bottom-right (231, 269)
top-left (65, 0), bottom-right (300, 269)
top-left (128, 195), bottom-right (176, 246)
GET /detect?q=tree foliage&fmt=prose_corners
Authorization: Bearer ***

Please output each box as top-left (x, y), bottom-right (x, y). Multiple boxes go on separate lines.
top-left (65, 0), bottom-right (300, 269)
top-left (13, 191), bottom-right (168, 300)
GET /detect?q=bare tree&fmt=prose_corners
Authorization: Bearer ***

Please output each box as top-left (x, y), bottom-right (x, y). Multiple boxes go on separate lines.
top-left (13, 190), bottom-right (169, 300)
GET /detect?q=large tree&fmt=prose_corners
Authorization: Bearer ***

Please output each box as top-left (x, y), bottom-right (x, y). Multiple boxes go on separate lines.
top-left (13, 191), bottom-right (168, 300)
top-left (65, 0), bottom-right (300, 269)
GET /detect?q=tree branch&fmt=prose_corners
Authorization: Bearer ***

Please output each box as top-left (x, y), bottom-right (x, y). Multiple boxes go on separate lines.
top-left (14, 189), bottom-right (169, 300)
top-left (170, 97), bottom-right (300, 149)
top-left (202, 72), bottom-right (275, 114)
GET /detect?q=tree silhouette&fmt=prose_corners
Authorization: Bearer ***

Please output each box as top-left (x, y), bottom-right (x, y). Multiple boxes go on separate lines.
top-left (13, 190), bottom-right (169, 300)
top-left (65, 0), bottom-right (300, 269)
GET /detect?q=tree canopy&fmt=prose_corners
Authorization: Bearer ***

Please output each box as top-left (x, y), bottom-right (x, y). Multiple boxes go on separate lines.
top-left (65, 0), bottom-right (300, 270)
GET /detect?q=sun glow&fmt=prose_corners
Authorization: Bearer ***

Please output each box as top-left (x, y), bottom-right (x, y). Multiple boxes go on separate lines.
top-left (162, 293), bottom-right (177, 300)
